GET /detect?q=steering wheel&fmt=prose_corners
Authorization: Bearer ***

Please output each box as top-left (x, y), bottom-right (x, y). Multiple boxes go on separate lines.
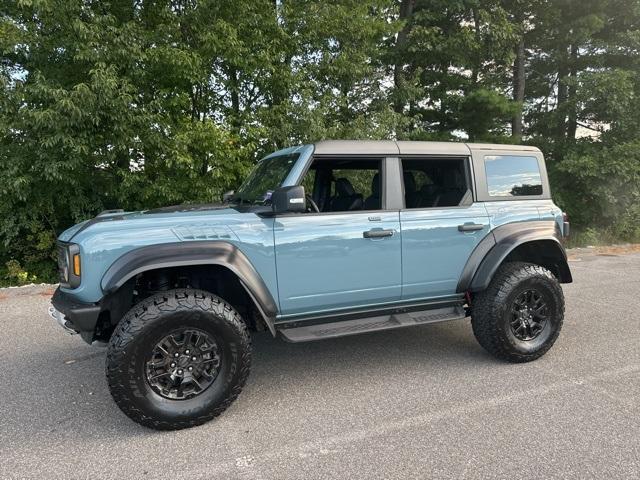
top-left (306, 194), bottom-right (320, 213)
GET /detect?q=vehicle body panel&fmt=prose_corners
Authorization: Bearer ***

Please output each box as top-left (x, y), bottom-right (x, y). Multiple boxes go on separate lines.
top-left (58, 209), bottom-right (279, 305)
top-left (400, 204), bottom-right (490, 299)
top-left (273, 211), bottom-right (402, 316)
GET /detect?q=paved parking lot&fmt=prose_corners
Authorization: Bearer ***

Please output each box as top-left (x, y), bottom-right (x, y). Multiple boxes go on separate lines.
top-left (0, 251), bottom-right (639, 479)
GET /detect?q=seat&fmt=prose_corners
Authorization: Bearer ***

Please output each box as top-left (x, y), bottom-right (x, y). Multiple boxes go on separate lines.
top-left (403, 171), bottom-right (418, 208)
top-left (433, 169), bottom-right (464, 207)
top-left (416, 183), bottom-right (439, 208)
top-left (330, 178), bottom-right (364, 211)
top-left (364, 173), bottom-right (381, 209)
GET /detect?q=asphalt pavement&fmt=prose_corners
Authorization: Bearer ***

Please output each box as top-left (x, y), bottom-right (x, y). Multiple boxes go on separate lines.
top-left (0, 251), bottom-right (638, 479)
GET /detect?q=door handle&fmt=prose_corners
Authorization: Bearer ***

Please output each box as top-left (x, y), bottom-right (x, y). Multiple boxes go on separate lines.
top-left (363, 229), bottom-right (395, 239)
top-left (458, 223), bottom-right (485, 232)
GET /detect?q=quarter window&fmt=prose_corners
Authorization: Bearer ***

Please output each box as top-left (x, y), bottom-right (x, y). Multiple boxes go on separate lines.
top-left (484, 155), bottom-right (543, 197)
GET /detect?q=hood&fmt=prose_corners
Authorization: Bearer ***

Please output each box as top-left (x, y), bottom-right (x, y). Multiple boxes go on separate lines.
top-left (57, 203), bottom-right (255, 243)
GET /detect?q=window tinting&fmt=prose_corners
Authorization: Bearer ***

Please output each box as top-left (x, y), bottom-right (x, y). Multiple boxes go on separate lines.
top-left (484, 155), bottom-right (543, 197)
top-left (401, 158), bottom-right (469, 208)
top-left (300, 158), bottom-right (382, 212)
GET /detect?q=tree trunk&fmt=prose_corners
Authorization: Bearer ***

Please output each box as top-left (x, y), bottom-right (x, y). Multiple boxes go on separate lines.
top-left (471, 7), bottom-right (482, 87)
top-left (566, 43), bottom-right (579, 141)
top-left (511, 35), bottom-right (526, 139)
top-left (556, 47), bottom-right (569, 140)
top-left (393, 0), bottom-right (416, 114)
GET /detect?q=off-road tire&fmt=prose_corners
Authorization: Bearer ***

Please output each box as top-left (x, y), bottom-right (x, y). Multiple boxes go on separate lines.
top-left (471, 262), bottom-right (564, 363)
top-left (106, 289), bottom-right (251, 430)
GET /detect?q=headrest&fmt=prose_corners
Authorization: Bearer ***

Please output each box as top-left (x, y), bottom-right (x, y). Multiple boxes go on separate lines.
top-left (403, 171), bottom-right (416, 193)
top-left (370, 173), bottom-right (380, 197)
top-left (335, 178), bottom-right (356, 196)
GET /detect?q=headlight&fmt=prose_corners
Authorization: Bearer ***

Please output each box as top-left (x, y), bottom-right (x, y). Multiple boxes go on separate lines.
top-left (57, 242), bottom-right (81, 288)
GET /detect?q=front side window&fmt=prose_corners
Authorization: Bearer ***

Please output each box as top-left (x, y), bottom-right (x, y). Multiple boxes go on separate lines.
top-left (234, 153), bottom-right (299, 204)
top-left (484, 155), bottom-right (543, 197)
top-left (299, 158), bottom-right (382, 212)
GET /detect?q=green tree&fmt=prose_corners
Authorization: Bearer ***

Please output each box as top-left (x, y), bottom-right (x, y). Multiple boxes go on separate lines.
top-left (390, 0), bottom-right (518, 141)
top-left (1, 0), bottom-right (640, 285)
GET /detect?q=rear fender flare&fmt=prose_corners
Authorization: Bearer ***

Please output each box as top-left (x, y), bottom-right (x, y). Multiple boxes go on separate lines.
top-left (457, 221), bottom-right (572, 293)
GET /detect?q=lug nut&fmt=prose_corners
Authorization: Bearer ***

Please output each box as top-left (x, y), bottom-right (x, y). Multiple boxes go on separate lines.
top-left (170, 362), bottom-right (176, 368)
top-left (192, 356), bottom-right (197, 361)
top-left (174, 352), bottom-right (179, 358)
top-left (188, 366), bottom-right (193, 372)
top-left (177, 369), bottom-right (183, 375)
top-left (185, 349), bottom-right (190, 355)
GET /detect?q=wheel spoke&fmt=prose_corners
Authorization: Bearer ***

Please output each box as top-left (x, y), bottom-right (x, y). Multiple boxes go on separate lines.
top-left (191, 377), bottom-right (204, 392)
top-left (148, 358), bottom-right (166, 367)
top-left (156, 345), bottom-right (170, 356)
top-left (145, 328), bottom-right (221, 400)
top-left (148, 371), bottom-right (171, 382)
top-left (510, 289), bottom-right (550, 341)
top-left (165, 336), bottom-right (180, 350)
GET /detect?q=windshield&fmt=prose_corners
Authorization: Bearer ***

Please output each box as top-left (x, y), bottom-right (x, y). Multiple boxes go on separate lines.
top-left (234, 153), bottom-right (299, 204)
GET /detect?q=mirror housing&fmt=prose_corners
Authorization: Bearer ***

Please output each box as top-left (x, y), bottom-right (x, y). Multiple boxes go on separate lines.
top-left (271, 186), bottom-right (306, 214)
top-left (222, 190), bottom-right (235, 203)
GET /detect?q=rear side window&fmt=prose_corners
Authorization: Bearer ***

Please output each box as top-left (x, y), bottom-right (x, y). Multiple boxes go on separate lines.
top-left (401, 158), bottom-right (470, 208)
top-left (484, 155), bottom-right (543, 197)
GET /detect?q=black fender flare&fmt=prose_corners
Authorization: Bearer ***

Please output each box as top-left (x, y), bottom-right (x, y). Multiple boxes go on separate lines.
top-left (456, 221), bottom-right (572, 293)
top-left (101, 241), bottom-right (278, 335)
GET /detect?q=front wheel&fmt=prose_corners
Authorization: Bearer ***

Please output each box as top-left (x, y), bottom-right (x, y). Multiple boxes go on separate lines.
top-left (471, 262), bottom-right (564, 363)
top-left (106, 289), bottom-right (251, 430)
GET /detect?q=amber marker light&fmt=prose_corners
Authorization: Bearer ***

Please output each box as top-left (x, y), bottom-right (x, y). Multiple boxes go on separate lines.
top-left (73, 254), bottom-right (81, 276)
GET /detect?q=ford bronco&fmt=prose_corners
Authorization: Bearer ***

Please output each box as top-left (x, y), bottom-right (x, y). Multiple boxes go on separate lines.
top-left (50, 140), bottom-right (572, 430)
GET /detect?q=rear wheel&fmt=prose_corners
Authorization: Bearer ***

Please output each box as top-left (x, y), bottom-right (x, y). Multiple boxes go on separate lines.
top-left (106, 289), bottom-right (251, 430)
top-left (471, 262), bottom-right (564, 363)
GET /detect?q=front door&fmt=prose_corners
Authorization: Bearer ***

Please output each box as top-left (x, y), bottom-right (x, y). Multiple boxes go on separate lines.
top-left (273, 157), bottom-right (402, 317)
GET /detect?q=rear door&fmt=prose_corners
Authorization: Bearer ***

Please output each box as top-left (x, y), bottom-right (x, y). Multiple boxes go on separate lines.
top-left (273, 157), bottom-right (402, 317)
top-left (399, 156), bottom-right (490, 299)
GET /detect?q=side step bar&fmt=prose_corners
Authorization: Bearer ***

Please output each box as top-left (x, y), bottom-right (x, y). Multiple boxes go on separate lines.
top-left (279, 305), bottom-right (466, 343)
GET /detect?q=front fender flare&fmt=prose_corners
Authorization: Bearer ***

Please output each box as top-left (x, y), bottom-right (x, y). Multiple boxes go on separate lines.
top-left (101, 241), bottom-right (278, 335)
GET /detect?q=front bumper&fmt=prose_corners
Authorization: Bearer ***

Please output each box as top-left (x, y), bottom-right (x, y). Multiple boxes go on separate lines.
top-left (50, 287), bottom-right (101, 343)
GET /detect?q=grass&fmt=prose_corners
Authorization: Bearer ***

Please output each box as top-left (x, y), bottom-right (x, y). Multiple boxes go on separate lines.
top-left (564, 227), bottom-right (640, 248)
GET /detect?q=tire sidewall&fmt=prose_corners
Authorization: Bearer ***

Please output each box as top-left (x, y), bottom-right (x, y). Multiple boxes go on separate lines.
top-left (108, 292), bottom-right (249, 425)
top-left (498, 273), bottom-right (563, 355)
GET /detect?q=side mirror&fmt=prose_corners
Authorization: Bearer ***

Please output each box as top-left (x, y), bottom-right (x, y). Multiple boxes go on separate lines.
top-left (271, 186), bottom-right (306, 214)
top-left (222, 190), bottom-right (235, 203)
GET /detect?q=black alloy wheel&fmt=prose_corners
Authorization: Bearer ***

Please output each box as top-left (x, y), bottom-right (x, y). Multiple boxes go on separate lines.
top-left (509, 289), bottom-right (549, 341)
top-left (145, 329), bottom-right (222, 400)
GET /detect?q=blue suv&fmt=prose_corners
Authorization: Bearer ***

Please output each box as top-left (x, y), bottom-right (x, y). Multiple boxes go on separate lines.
top-left (50, 140), bottom-right (572, 429)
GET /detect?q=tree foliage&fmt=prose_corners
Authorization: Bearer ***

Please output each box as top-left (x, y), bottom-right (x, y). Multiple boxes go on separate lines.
top-left (1, 0), bottom-right (640, 284)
